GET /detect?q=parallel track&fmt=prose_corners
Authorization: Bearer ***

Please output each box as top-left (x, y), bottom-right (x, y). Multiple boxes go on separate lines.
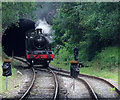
top-left (14, 57), bottom-right (59, 100)
top-left (37, 68), bottom-right (98, 100)
top-left (49, 66), bottom-right (120, 98)
top-left (13, 57), bottom-right (120, 99)
top-left (19, 67), bottom-right (36, 100)
top-left (47, 67), bottom-right (59, 100)
top-left (13, 56), bottom-right (36, 100)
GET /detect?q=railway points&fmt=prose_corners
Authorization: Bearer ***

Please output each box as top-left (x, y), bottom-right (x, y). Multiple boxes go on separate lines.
top-left (1, 57), bottom-right (119, 99)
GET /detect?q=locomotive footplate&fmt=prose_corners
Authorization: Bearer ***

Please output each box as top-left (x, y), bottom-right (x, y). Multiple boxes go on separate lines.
top-left (26, 50), bottom-right (54, 60)
top-left (26, 54), bottom-right (54, 59)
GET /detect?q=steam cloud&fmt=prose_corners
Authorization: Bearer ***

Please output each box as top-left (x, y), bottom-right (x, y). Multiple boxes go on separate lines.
top-left (35, 19), bottom-right (53, 43)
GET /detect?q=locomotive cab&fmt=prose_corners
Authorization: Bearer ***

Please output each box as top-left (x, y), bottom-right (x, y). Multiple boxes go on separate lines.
top-left (25, 28), bottom-right (54, 67)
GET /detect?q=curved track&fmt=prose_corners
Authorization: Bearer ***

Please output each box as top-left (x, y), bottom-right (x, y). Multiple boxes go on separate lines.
top-left (48, 67), bottom-right (59, 100)
top-left (19, 67), bottom-right (36, 100)
top-left (14, 57), bottom-right (59, 100)
top-left (13, 57), bottom-right (120, 99)
top-left (13, 57), bottom-right (36, 100)
top-left (38, 68), bottom-right (98, 99)
top-left (49, 66), bottom-right (120, 99)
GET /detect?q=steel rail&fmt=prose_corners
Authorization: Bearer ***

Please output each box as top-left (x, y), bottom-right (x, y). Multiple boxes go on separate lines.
top-left (55, 72), bottom-right (98, 100)
top-left (49, 66), bottom-right (120, 95)
top-left (19, 67), bottom-right (36, 100)
top-left (13, 56), bottom-right (30, 65)
top-left (48, 67), bottom-right (59, 100)
top-left (13, 57), bottom-right (59, 99)
top-left (36, 68), bottom-right (98, 99)
top-left (12, 57), bottom-right (120, 97)
top-left (13, 57), bottom-right (36, 100)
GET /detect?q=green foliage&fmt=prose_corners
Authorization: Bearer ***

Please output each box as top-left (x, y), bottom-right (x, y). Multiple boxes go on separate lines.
top-left (51, 46), bottom-right (118, 82)
top-left (80, 66), bottom-right (118, 82)
top-left (54, 47), bottom-right (74, 63)
top-left (92, 46), bottom-right (119, 69)
top-left (51, 47), bottom-right (74, 70)
top-left (2, 2), bottom-right (37, 30)
top-left (52, 2), bottom-right (120, 61)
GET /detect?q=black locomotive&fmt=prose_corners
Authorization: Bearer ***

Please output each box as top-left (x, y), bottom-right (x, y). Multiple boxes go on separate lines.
top-left (26, 28), bottom-right (54, 67)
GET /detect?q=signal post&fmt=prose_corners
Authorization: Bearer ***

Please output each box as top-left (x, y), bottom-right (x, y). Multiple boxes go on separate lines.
top-left (2, 59), bottom-right (12, 90)
top-left (70, 61), bottom-right (80, 90)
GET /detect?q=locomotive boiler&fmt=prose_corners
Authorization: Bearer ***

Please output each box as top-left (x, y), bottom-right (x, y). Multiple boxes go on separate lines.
top-left (26, 28), bottom-right (54, 67)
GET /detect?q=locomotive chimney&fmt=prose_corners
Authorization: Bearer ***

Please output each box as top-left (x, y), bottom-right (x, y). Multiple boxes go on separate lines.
top-left (37, 28), bottom-right (42, 34)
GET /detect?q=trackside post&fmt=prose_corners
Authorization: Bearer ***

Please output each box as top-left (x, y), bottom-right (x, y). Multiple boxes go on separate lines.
top-left (70, 61), bottom-right (80, 90)
top-left (2, 59), bottom-right (12, 90)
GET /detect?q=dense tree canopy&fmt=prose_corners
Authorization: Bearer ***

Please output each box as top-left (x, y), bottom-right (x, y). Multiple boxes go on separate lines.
top-left (52, 2), bottom-right (120, 61)
top-left (2, 2), bottom-right (37, 30)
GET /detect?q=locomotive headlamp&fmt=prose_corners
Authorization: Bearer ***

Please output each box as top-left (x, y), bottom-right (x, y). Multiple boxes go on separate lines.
top-left (30, 36), bottom-right (33, 39)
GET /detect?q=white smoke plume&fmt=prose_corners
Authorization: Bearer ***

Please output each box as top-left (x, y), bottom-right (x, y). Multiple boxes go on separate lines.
top-left (35, 18), bottom-right (52, 34)
top-left (35, 18), bottom-right (53, 43)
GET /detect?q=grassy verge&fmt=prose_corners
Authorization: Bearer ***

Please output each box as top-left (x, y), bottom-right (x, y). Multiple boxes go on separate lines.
top-left (50, 46), bottom-right (119, 83)
top-left (0, 42), bottom-right (23, 94)
top-left (50, 61), bottom-right (118, 82)
top-left (80, 67), bottom-right (118, 82)
top-left (0, 60), bottom-right (18, 94)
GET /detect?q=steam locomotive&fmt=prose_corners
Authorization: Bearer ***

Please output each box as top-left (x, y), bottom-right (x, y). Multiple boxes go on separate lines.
top-left (26, 28), bottom-right (54, 67)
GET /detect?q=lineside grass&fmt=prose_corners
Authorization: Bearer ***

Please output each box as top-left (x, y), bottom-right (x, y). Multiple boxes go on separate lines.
top-left (0, 52), bottom-right (21, 94)
top-left (0, 60), bottom-right (18, 94)
top-left (50, 46), bottom-right (119, 83)
top-left (50, 61), bottom-right (118, 82)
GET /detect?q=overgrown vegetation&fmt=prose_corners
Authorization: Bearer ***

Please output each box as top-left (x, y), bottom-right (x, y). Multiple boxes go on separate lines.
top-left (51, 46), bottom-right (119, 82)
top-left (52, 2), bottom-right (120, 61)
top-left (0, 45), bottom-right (22, 93)
top-left (50, 3), bottom-right (119, 82)
top-left (2, 2), bottom-right (37, 31)
top-left (0, 60), bottom-right (19, 93)
top-left (0, 2), bottom-right (119, 89)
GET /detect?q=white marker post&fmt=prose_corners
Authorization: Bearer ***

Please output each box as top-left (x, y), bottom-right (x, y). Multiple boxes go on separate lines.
top-left (73, 78), bottom-right (75, 90)
top-left (6, 76), bottom-right (8, 90)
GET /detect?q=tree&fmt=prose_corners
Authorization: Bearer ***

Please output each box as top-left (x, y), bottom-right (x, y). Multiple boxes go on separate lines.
top-left (2, 2), bottom-right (37, 31)
top-left (52, 2), bottom-right (120, 61)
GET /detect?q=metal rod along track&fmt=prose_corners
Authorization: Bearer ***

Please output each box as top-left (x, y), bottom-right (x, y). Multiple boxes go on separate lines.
top-left (55, 72), bottom-right (98, 100)
top-left (49, 66), bottom-right (120, 95)
top-left (13, 57), bottom-right (36, 100)
top-left (13, 57), bottom-right (120, 98)
top-left (37, 68), bottom-right (98, 100)
top-left (19, 67), bottom-right (36, 100)
top-left (48, 67), bottom-right (59, 100)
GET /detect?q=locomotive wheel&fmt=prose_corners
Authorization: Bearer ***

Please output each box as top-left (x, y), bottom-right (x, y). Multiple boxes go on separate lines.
top-left (44, 61), bottom-right (49, 68)
top-left (44, 63), bottom-right (49, 68)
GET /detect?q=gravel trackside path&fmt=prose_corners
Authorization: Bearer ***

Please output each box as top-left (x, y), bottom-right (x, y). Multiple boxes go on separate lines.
top-left (57, 76), bottom-right (92, 99)
top-left (80, 76), bottom-right (119, 99)
top-left (0, 66), bottom-right (33, 99)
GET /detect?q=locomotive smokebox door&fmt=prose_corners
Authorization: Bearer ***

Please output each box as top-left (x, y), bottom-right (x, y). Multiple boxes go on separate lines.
top-left (2, 59), bottom-right (12, 76)
top-left (70, 61), bottom-right (80, 78)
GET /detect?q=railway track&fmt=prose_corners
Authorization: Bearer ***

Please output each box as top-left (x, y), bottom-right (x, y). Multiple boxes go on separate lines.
top-left (12, 57), bottom-right (36, 100)
top-left (19, 67), bottom-right (36, 100)
top-left (14, 57), bottom-right (59, 100)
top-left (48, 67), bottom-right (59, 100)
top-left (13, 57), bottom-right (120, 99)
top-left (37, 68), bottom-right (98, 99)
top-left (26, 67), bottom-right (59, 99)
top-left (49, 66), bottom-right (120, 99)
